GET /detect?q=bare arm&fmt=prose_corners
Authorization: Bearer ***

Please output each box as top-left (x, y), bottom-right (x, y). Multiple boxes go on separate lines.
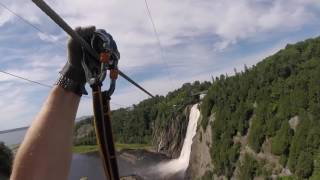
top-left (11, 86), bottom-right (80, 180)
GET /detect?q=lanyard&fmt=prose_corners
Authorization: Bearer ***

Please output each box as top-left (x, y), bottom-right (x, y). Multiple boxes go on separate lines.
top-left (32, 1), bottom-right (154, 179)
top-left (92, 86), bottom-right (119, 180)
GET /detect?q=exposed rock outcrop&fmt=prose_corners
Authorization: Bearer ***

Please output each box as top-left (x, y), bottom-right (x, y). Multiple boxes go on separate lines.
top-left (187, 112), bottom-right (298, 179)
top-left (152, 105), bottom-right (192, 158)
top-left (288, 116), bottom-right (299, 131)
top-left (186, 113), bottom-right (214, 179)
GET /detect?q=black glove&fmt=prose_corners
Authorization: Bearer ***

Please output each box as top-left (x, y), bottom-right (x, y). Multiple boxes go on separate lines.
top-left (56, 26), bottom-right (96, 96)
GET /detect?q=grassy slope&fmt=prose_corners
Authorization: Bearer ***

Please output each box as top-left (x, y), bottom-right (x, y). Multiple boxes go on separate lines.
top-left (72, 143), bottom-right (152, 154)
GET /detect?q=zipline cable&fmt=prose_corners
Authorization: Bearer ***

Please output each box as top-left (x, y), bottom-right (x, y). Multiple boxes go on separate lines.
top-left (0, 0), bottom-right (154, 98)
top-left (0, 69), bottom-right (52, 88)
top-left (0, 3), bottom-right (137, 107)
top-left (0, 70), bottom-right (126, 107)
top-left (143, 0), bottom-right (175, 82)
top-left (0, 2), bottom-right (44, 34)
top-left (0, 1), bottom-right (150, 106)
top-left (144, 0), bottom-right (163, 53)
top-left (0, 1), bottom-right (67, 52)
top-left (32, 0), bottom-right (154, 98)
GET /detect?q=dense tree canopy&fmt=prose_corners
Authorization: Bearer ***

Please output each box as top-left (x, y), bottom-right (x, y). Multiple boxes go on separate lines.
top-left (0, 142), bottom-right (13, 178)
top-left (201, 37), bottom-right (320, 178)
top-left (74, 81), bottom-right (211, 145)
top-left (74, 35), bottom-right (320, 179)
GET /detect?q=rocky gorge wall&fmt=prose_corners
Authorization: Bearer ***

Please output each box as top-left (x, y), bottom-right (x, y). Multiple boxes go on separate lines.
top-left (186, 113), bottom-right (214, 179)
top-left (152, 105), bottom-right (192, 158)
top-left (187, 112), bottom-right (303, 180)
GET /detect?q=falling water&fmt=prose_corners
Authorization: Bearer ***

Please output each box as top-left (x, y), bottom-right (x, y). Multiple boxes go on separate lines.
top-left (154, 104), bottom-right (200, 177)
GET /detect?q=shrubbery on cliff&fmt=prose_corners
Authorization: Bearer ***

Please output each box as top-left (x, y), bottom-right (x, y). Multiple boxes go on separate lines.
top-left (74, 81), bottom-right (211, 146)
top-left (112, 81), bottom-right (210, 144)
top-left (0, 142), bottom-right (13, 178)
top-left (201, 36), bottom-right (320, 179)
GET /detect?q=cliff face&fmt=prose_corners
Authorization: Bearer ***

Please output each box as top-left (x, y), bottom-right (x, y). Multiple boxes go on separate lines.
top-left (152, 105), bottom-right (192, 158)
top-left (73, 117), bottom-right (96, 146)
top-left (187, 113), bottom-right (214, 179)
top-left (73, 104), bottom-right (194, 159)
top-left (187, 112), bottom-right (299, 180)
top-left (187, 37), bottom-right (320, 180)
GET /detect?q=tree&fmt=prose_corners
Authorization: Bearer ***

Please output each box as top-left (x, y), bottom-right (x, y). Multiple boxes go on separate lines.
top-left (310, 150), bottom-right (320, 180)
top-left (0, 142), bottom-right (13, 177)
top-left (295, 151), bottom-right (313, 178)
top-left (201, 36), bottom-right (320, 178)
top-left (288, 110), bottom-right (310, 172)
top-left (271, 121), bottom-right (293, 156)
top-left (238, 154), bottom-right (259, 180)
top-left (248, 116), bottom-right (265, 152)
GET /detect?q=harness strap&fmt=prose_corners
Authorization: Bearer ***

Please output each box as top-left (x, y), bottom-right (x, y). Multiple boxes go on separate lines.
top-left (92, 85), bottom-right (119, 180)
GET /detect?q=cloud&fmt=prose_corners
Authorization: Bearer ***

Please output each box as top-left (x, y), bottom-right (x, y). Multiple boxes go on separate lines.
top-left (2, 0), bottom-right (320, 49)
top-left (0, 8), bottom-right (13, 26)
top-left (0, 51), bottom-right (66, 84)
top-left (37, 32), bottom-right (66, 43)
top-left (0, 0), bottom-right (319, 130)
top-left (208, 0), bottom-right (318, 50)
top-left (0, 0), bottom-right (42, 27)
top-left (0, 81), bottom-right (48, 130)
top-left (111, 39), bottom-right (291, 107)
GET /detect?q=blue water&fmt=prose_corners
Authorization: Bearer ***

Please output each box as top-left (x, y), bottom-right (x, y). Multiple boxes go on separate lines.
top-left (0, 129), bottom-right (170, 180)
top-left (0, 128), bottom-right (28, 146)
top-left (69, 153), bottom-right (105, 180)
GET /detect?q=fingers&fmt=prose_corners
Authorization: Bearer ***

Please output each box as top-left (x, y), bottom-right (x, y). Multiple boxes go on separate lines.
top-left (67, 26), bottom-right (95, 61)
top-left (75, 26), bottom-right (96, 40)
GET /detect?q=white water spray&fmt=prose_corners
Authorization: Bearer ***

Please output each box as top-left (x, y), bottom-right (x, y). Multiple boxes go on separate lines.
top-left (155, 104), bottom-right (200, 176)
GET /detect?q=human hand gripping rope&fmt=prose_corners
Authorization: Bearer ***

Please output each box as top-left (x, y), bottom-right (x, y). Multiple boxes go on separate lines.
top-left (31, 0), bottom-right (154, 180)
top-left (58, 26), bottom-right (121, 180)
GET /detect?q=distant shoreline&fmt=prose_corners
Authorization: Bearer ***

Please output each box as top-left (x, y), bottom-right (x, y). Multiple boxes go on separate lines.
top-left (0, 126), bottom-right (28, 135)
top-left (72, 144), bottom-right (153, 154)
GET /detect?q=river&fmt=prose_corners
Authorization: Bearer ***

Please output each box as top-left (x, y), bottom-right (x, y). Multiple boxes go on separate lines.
top-left (0, 104), bottom-right (200, 179)
top-left (0, 128), bottom-right (170, 179)
top-left (69, 150), bottom-right (170, 179)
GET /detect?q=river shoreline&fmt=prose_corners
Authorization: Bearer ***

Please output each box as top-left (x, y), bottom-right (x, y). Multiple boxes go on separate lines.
top-left (72, 143), bottom-right (154, 154)
top-left (69, 148), bottom-right (172, 180)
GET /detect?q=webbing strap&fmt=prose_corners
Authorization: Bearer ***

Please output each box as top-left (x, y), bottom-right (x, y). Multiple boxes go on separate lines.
top-left (92, 86), bottom-right (119, 180)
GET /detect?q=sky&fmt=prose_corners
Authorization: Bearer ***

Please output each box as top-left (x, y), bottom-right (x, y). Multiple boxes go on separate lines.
top-left (0, 0), bottom-right (319, 130)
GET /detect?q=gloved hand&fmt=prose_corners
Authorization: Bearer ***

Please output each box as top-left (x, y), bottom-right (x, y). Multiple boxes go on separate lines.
top-left (56, 26), bottom-right (96, 96)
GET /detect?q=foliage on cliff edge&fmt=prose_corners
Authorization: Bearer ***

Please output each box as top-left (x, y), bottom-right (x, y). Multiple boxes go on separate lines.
top-left (74, 81), bottom-right (210, 146)
top-left (201, 36), bottom-right (320, 179)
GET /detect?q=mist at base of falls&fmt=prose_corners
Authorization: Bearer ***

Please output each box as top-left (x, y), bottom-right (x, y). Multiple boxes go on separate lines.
top-left (151, 104), bottom-right (200, 178)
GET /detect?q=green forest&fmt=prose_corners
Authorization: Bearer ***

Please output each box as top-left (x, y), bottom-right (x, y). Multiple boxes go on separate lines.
top-left (200, 36), bottom-right (320, 179)
top-left (73, 81), bottom-right (211, 146)
top-left (0, 143), bottom-right (13, 179)
top-left (73, 36), bottom-right (320, 179)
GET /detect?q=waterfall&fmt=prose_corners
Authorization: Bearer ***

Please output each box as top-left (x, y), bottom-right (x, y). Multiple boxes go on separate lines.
top-left (154, 104), bottom-right (200, 176)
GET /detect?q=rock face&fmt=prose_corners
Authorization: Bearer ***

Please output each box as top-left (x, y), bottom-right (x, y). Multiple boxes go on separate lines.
top-left (186, 113), bottom-right (214, 179)
top-left (152, 105), bottom-right (192, 158)
top-left (73, 123), bottom-right (95, 145)
top-left (187, 112), bottom-right (298, 179)
top-left (288, 116), bottom-right (299, 131)
top-left (75, 124), bottom-right (94, 139)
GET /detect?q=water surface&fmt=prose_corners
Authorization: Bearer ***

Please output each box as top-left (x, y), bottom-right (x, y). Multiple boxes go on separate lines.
top-left (0, 128), bottom-right (28, 146)
top-left (0, 129), bottom-right (171, 179)
top-left (0, 104), bottom-right (200, 180)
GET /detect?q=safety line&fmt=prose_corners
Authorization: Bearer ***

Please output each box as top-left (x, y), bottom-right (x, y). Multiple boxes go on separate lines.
top-left (0, 2), bottom-right (45, 34)
top-left (0, 2), bottom-right (128, 108)
top-left (0, 69), bottom-right (52, 88)
top-left (143, 0), bottom-right (175, 83)
top-left (0, 70), bottom-right (126, 107)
